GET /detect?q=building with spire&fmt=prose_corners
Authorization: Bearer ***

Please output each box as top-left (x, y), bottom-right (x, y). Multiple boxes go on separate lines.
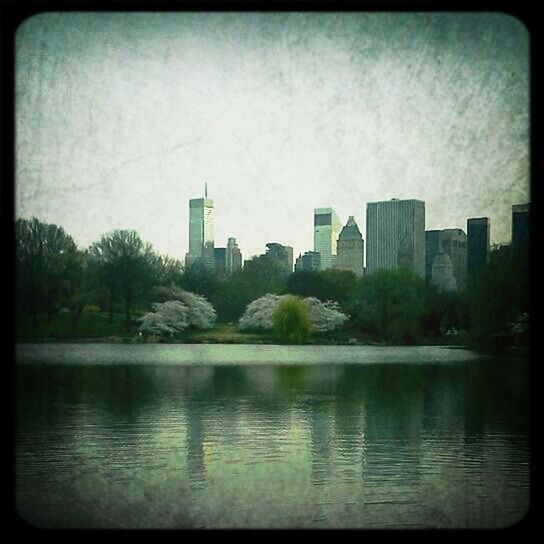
top-left (335, 216), bottom-right (364, 277)
top-left (185, 184), bottom-right (215, 273)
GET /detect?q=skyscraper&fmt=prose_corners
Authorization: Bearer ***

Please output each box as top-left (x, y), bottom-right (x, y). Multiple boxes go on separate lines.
top-left (185, 185), bottom-right (215, 273)
top-left (335, 216), bottom-right (364, 277)
top-left (314, 207), bottom-right (342, 271)
top-left (425, 230), bottom-right (441, 285)
top-left (438, 228), bottom-right (467, 291)
top-left (265, 243), bottom-right (294, 277)
top-left (512, 203), bottom-right (530, 252)
top-left (295, 251), bottom-right (321, 272)
top-left (431, 252), bottom-right (457, 292)
top-left (467, 217), bottom-right (490, 274)
top-left (214, 247), bottom-right (226, 276)
top-left (226, 237), bottom-right (242, 275)
top-left (366, 198), bottom-right (425, 277)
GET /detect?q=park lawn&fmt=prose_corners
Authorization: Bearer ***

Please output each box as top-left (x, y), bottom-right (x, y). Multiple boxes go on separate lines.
top-left (183, 324), bottom-right (271, 343)
top-left (16, 311), bottom-right (132, 340)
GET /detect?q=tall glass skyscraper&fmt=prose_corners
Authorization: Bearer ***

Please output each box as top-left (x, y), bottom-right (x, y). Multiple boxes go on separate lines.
top-left (467, 217), bottom-right (490, 274)
top-left (366, 198), bottom-right (425, 277)
top-left (314, 207), bottom-right (342, 270)
top-left (512, 204), bottom-right (530, 252)
top-left (185, 187), bottom-right (215, 273)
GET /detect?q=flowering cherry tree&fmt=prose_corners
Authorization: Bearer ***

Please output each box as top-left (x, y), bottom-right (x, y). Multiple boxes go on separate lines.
top-left (239, 293), bottom-right (348, 333)
top-left (153, 286), bottom-right (217, 329)
top-left (138, 300), bottom-right (189, 336)
top-left (238, 294), bottom-right (282, 331)
top-left (139, 287), bottom-right (217, 337)
top-left (306, 297), bottom-right (349, 333)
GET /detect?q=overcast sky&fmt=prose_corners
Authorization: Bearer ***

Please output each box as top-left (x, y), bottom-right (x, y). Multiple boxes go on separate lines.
top-left (16, 12), bottom-right (529, 261)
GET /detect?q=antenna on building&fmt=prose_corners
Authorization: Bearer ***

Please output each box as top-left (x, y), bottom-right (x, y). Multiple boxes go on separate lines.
top-left (205, 182), bottom-right (208, 198)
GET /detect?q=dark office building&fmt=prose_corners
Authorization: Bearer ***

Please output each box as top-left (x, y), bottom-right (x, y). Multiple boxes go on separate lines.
top-left (512, 203), bottom-right (530, 252)
top-left (214, 247), bottom-right (226, 276)
top-left (265, 243), bottom-right (294, 276)
top-left (295, 251), bottom-right (321, 272)
top-left (439, 228), bottom-right (467, 291)
top-left (467, 217), bottom-right (490, 273)
top-left (425, 230), bottom-right (441, 285)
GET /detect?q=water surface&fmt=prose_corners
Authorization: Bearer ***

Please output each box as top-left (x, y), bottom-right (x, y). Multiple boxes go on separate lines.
top-left (16, 344), bottom-right (529, 528)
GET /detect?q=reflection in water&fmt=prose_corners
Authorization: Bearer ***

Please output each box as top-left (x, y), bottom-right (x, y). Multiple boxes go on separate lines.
top-left (16, 355), bottom-right (529, 528)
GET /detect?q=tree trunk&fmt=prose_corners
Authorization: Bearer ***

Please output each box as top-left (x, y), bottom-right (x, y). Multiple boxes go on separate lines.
top-left (125, 294), bottom-right (132, 333)
top-left (31, 311), bottom-right (38, 329)
top-left (71, 307), bottom-right (82, 336)
top-left (108, 289), bottom-right (114, 323)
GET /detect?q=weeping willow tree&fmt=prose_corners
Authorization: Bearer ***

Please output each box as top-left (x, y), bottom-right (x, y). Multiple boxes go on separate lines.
top-left (272, 295), bottom-right (313, 344)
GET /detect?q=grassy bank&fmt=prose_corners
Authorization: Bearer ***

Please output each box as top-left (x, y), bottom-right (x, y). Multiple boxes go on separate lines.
top-left (16, 311), bottom-right (465, 347)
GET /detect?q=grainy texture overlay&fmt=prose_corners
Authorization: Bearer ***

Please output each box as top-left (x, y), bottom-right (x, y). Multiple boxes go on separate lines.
top-left (16, 12), bottom-right (529, 258)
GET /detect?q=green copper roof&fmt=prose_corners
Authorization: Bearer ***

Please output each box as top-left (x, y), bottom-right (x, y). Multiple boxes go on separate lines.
top-left (338, 216), bottom-right (362, 240)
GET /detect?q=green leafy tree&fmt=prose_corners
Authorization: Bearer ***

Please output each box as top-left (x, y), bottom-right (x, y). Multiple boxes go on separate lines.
top-left (465, 244), bottom-right (529, 348)
top-left (286, 269), bottom-right (357, 310)
top-left (350, 268), bottom-right (427, 343)
top-left (272, 295), bottom-right (313, 344)
top-left (89, 230), bottom-right (156, 332)
top-left (16, 217), bottom-right (78, 327)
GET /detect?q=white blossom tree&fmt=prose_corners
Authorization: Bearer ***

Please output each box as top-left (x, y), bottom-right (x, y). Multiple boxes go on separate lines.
top-left (153, 285), bottom-right (217, 329)
top-left (138, 300), bottom-right (189, 336)
top-left (238, 294), bottom-right (282, 331)
top-left (239, 293), bottom-right (348, 333)
top-left (306, 297), bottom-right (349, 333)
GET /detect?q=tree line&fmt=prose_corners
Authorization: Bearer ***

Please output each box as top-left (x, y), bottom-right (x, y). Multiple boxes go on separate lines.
top-left (15, 217), bottom-right (530, 348)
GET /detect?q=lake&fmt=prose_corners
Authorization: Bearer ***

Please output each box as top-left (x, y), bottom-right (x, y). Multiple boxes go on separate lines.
top-left (15, 344), bottom-right (529, 529)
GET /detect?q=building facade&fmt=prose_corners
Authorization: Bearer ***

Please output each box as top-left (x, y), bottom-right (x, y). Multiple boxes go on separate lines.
top-left (314, 207), bottom-right (342, 271)
top-left (431, 252), bottom-right (457, 292)
top-left (425, 230), bottom-right (441, 285)
top-left (265, 243), bottom-right (294, 276)
top-left (335, 216), bottom-right (364, 277)
top-left (225, 237), bottom-right (242, 275)
top-left (467, 217), bottom-right (490, 274)
top-left (185, 191), bottom-right (215, 273)
top-left (512, 203), bottom-right (530, 252)
top-left (366, 198), bottom-right (425, 278)
top-left (438, 228), bottom-right (467, 291)
top-left (295, 251), bottom-right (321, 272)
top-left (214, 248), bottom-right (226, 276)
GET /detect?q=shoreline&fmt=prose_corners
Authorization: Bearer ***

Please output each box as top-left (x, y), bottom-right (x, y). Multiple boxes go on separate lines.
top-left (15, 342), bottom-right (486, 366)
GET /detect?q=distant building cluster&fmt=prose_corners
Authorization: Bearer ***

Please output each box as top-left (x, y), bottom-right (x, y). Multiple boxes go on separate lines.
top-left (184, 185), bottom-right (529, 292)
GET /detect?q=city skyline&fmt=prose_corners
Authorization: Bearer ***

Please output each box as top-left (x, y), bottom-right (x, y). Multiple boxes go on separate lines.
top-left (15, 12), bottom-right (529, 261)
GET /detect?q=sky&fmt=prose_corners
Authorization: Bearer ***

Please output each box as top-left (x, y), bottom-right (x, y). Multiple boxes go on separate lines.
top-left (15, 12), bottom-right (530, 262)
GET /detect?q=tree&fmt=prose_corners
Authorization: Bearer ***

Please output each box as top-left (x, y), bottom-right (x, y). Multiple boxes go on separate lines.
top-left (238, 294), bottom-right (281, 331)
top-left (153, 286), bottom-right (216, 329)
top-left (239, 293), bottom-right (348, 334)
top-left (306, 297), bottom-right (349, 333)
top-left (464, 244), bottom-right (530, 349)
top-left (89, 230), bottom-right (156, 332)
top-left (139, 301), bottom-right (189, 337)
top-left (286, 269), bottom-right (357, 310)
top-left (349, 268), bottom-right (427, 343)
top-left (16, 217), bottom-right (79, 327)
top-left (273, 295), bottom-right (312, 344)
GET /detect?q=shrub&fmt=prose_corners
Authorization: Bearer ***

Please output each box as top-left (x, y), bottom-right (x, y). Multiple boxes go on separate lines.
top-left (273, 295), bottom-right (312, 344)
top-left (83, 304), bottom-right (101, 313)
